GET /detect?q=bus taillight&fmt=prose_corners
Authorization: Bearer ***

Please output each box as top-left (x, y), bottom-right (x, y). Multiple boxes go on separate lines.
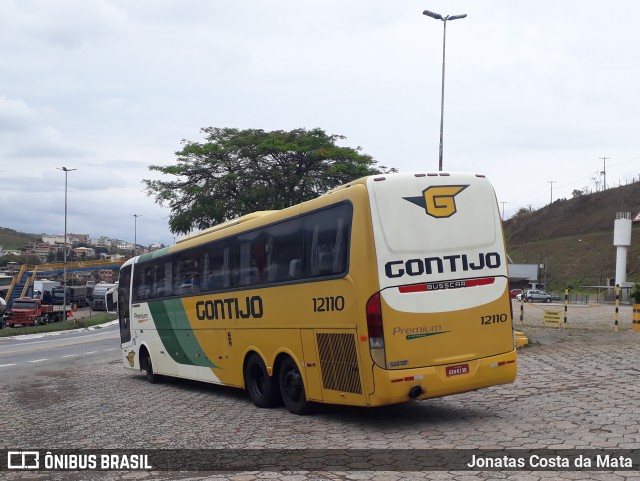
top-left (366, 292), bottom-right (384, 349)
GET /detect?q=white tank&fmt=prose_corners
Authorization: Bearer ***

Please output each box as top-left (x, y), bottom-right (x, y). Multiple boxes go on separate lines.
top-left (613, 212), bottom-right (632, 286)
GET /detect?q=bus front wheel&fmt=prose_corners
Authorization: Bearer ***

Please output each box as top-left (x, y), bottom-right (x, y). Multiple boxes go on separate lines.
top-left (245, 354), bottom-right (280, 408)
top-left (279, 357), bottom-right (310, 415)
top-left (142, 350), bottom-right (157, 384)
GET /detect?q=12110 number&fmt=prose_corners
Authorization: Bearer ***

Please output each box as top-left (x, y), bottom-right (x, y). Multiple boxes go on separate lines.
top-left (313, 296), bottom-right (345, 312)
top-left (481, 313), bottom-right (508, 325)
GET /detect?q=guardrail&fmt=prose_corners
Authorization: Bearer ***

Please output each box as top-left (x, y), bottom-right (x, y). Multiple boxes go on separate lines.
top-left (27, 258), bottom-right (129, 273)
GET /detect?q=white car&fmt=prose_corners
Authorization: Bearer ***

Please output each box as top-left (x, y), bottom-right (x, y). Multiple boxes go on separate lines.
top-left (522, 289), bottom-right (552, 303)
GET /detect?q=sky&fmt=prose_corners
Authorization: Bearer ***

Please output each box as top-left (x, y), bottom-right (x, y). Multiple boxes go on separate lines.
top-left (1, 0), bottom-right (639, 247)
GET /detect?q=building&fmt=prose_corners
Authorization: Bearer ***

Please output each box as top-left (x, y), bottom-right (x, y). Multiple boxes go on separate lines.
top-left (25, 242), bottom-right (57, 262)
top-left (72, 247), bottom-right (96, 258)
top-left (508, 264), bottom-right (541, 289)
top-left (90, 236), bottom-right (115, 248)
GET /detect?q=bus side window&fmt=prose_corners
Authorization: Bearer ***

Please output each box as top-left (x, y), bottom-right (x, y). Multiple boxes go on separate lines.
top-left (154, 261), bottom-right (172, 298)
top-left (304, 204), bottom-right (351, 278)
top-left (232, 232), bottom-right (265, 287)
top-left (265, 218), bottom-right (303, 283)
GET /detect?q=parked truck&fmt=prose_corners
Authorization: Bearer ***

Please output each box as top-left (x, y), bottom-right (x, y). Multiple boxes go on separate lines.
top-left (51, 285), bottom-right (88, 308)
top-left (33, 280), bottom-right (61, 304)
top-left (92, 283), bottom-right (117, 310)
top-left (0, 296), bottom-right (6, 328)
top-left (6, 298), bottom-right (70, 327)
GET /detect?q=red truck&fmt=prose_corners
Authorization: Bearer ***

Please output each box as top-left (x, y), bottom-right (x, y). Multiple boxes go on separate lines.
top-left (6, 298), bottom-right (70, 327)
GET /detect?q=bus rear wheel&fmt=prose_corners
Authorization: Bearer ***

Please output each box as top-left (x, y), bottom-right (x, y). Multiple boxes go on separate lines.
top-left (279, 357), bottom-right (310, 415)
top-left (245, 354), bottom-right (280, 408)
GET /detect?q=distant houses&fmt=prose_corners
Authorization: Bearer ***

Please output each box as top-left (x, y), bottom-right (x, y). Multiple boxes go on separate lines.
top-left (2, 233), bottom-right (165, 261)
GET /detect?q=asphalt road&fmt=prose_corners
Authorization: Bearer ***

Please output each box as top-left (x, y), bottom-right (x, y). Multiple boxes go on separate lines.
top-left (0, 322), bottom-right (119, 376)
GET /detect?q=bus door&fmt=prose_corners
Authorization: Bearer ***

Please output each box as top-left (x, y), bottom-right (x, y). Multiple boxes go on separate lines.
top-left (118, 264), bottom-right (133, 351)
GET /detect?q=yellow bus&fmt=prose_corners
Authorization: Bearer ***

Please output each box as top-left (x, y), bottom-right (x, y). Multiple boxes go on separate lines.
top-left (117, 171), bottom-right (516, 414)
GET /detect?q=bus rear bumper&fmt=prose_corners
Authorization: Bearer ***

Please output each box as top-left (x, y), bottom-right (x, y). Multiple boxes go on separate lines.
top-left (369, 350), bottom-right (517, 407)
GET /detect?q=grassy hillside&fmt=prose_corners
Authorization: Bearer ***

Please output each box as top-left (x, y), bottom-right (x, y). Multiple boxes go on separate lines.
top-left (0, 227), bottom-right (42, 251)
top-left (504, 182), bottom-right (640, 289)
top-left (506, 181), bottom-right (640, 243)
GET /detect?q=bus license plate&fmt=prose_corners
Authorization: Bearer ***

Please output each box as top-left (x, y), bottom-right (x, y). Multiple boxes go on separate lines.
top-left (446, 364), bottom-right (469, 377)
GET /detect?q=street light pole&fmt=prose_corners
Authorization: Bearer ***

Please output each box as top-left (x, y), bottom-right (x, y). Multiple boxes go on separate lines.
top-left (57, 167), bottom-right (76, 319)
top-left (132, 214), bottom-right (141, 256)
top-left (423, 10), bottom-right (467, 171)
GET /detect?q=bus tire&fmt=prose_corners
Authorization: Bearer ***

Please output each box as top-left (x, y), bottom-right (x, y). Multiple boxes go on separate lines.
top-left (142, 350), bottom-right (157, 384)
top-left (244, 353), bottom-right (279, 408)
top-left (279, 357), bottom-right (310, 415)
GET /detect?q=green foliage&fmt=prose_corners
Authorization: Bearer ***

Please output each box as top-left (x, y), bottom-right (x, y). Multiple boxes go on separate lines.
top-left (631, 282), bottom-right (640, 304)
top-left (563, 279), bottom-right (584, 291)
top-left (0, 228), bottom-right (42, 251)
top-left (144, 127), bottom-right (393, 234)
top-left (0, 313), bottom-right (117, 337)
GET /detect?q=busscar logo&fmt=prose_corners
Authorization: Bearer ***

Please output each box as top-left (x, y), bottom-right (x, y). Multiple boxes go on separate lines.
top-left (404, 185), bottom-right (468, 218)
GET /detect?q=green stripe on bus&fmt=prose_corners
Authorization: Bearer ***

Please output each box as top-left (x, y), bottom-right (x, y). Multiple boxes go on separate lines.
top-left (173, 300), bottom-right (220, 369)
top-left (147, 300), bottom-right (182, 364)
top-left (147, 300), bottom-right (219, 369)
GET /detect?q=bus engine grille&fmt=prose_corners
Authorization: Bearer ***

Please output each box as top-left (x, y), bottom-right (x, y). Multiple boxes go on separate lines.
top-left (316, 333), bottom-right (362, 394)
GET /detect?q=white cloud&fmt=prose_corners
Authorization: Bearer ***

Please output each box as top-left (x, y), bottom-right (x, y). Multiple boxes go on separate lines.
top-left (0, 0), bottom-right (639, 243)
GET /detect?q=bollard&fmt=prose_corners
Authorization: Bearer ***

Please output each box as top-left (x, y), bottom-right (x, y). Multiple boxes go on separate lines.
top-left (564, 287), bottom-right (568, 324)
top-left (614, 284), bottom-right (620, 333)
top-left (633, 305), bottom-right (640, 332)
top-left (520, 294), bottom-right (524, 326)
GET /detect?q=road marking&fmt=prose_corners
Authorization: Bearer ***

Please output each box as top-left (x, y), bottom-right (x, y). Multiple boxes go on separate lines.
top-left (29, 359), bottom-right (48, 363)
top-left (62, 348), bottom-right (118, 359)
top-left (0, 363), bottom-right (16, 367)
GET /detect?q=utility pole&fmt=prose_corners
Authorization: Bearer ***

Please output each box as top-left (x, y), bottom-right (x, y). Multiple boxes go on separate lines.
top-left (600, 156), bottom-right (609, 190)
top-left (57, 167), bottom-right (77, 320)
top-left (547, 180), bottom-right (556, 204)
top-left (132, 214), bottom-right (142, 256)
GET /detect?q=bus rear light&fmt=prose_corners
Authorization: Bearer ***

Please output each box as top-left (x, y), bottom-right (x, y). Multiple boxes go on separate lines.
top-left (366, 292), bottom-right (384, 349)
top-left (391, 375), bottom-right (425, 383)
top-left (490, 360), bottom-right (515, 368)
top-left (398, 284), bottom-right (427, 293)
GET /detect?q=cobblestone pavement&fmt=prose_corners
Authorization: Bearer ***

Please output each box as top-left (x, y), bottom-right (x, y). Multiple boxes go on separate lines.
top-left (1, 303), bottom-right (638, 480)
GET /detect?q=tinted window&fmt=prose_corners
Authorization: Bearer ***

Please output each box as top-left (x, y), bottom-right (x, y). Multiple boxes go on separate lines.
top-left (265, 220), bottom-right (304, 282)
top-left (119, 265), bottom-right (132, 344)
top-left (305, 203), bottom-right (350, 277)
top-left (131, 202), bottom-right (352, 299)
top-left (232, 230), bottom-right (265, 287)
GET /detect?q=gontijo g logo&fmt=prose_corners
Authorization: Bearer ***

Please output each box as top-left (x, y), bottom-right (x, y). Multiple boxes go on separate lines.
top-left (404, 185), bottom-right (468, 218)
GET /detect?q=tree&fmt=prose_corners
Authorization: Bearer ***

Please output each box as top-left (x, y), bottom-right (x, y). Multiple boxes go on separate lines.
top-left (144, 127), bottom-right (393, 234)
